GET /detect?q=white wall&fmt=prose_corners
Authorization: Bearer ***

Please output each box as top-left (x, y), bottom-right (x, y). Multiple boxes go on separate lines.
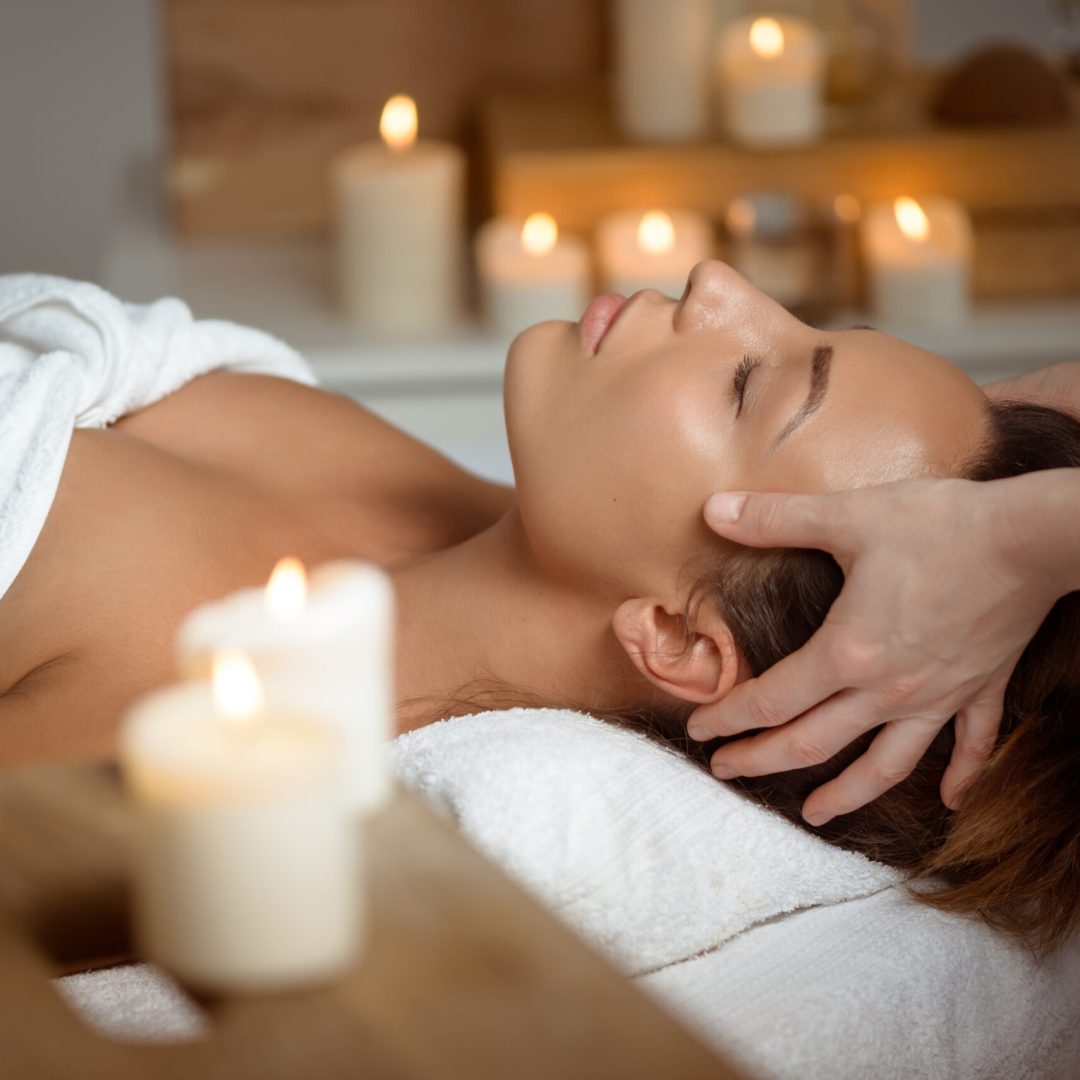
top-left (0, 0), bottom-right (162, 278)
top-left (0, 1), bottom-right (1063, 279)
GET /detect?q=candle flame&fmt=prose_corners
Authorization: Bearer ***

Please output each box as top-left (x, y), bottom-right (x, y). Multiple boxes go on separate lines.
top-left (265, 556), bottom-right (307, 621)
top-left (894, 196), bottom-right (930, 242)
top-left (212, 648), bottom-right (263, 725)
top-left (637, 210), bottom-right (675, 255)
top-left (749, 17), bottom-right (784, 59)
top-left (833, 193), bottom-right (861, 224)
top-left (380, 94), bottom-right (418, 150)
top-left (521, 212), bottom-right (558, 256)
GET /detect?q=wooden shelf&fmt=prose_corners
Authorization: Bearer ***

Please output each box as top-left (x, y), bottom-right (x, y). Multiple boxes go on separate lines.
top-left (481, 83), bottom-right (1080, 300)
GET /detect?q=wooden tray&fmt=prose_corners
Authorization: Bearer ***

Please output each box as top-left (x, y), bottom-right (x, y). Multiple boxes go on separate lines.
top-left (0, 763), bottom-right (748, 1079)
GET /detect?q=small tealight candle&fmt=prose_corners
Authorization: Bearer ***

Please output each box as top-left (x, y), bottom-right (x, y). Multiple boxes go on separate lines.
top-left (475, 212), bottom-right (591, 338)
top-left (716, 15), bottom-right (825, 147)
top-left (121, 652), bottom-right (361, 993)
top-left (861, 196), bottom-right (973, 325)
top-left (332, 94), bottom-right (466, 336)
top-left (177, 559), bottom-right (395, 817)
top-left (613, 0), bottom-right (714, 141)
top-left (597, 209), bottom-right (713, 297)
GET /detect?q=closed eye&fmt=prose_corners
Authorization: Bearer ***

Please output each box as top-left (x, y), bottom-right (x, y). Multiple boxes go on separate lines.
top-left (732, 355), bottom-right (762, 418)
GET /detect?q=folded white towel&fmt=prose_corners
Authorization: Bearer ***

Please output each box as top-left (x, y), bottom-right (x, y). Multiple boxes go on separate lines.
top-left (390, 708), bottom-right (1080, 1080)
top-left (0, 273), bottom-right (315, 599)
top-left (390, 708), bottom-right (903, 976)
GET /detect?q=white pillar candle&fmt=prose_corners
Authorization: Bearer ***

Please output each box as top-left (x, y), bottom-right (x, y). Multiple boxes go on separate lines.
top-left (475, 213), bottom-right (591, 339)
top-left (598, 209), bottom-right (713, 297)
top-left (177, 559), bottom-right (395, 817)
top-left (614, 0), bottom-right (714, 141)
top-left (717, 15), bottom-right (825, 147)
top-left (120, 653), bottom-right (361, 993)
top-left (332, 94), bottom-right (465, 336)
top-left (861, 196), bottom-right (972, 325)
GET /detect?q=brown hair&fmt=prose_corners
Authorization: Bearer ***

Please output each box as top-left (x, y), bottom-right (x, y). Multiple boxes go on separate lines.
top-left (664, 398), bottom-right (1080, 960)
top-left (399, 399), bottom-right (1080, 959)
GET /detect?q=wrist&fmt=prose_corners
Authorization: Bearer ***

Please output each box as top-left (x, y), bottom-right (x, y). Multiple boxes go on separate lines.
top-left (997, 469), bottom-right (1080, 600)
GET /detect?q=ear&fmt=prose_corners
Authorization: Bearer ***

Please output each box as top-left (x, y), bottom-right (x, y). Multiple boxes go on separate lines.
top-left (611, 597), bottom-right (741, 705)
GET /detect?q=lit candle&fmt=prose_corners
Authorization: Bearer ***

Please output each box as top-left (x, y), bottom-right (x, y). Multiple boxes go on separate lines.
top-left (177, 559), bottom-right (395, 816)
top-left (613, 0), bottom-right (714, 141)
top-left (475, 212), bottom-right (591, 339)
top-left (331, 94), bottom-right (466, 335)
top-left (861, 196), bottom-right (973, 325)
top-left (597, 209), bottom-right (713, 297)
top-left (120, 651), bottom-right (361, 993)
top-left (716, 15), bottom-right (825, 147)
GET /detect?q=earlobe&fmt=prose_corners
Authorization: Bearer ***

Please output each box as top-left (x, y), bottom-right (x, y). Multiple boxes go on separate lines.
top-left (612, 597), bottom-right (741, 705)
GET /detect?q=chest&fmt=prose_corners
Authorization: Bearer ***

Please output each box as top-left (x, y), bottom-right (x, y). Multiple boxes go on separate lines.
top-left (0, 379), bottom-right (504, 699)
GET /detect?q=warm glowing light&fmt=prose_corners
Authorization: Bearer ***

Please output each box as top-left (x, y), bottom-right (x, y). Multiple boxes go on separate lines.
top-left (894, 196), bottom-right (930, 242)
top-left (212, 648), bottom-right (264, 724)
top-left (637, 210), bottom-right (676, 255)
top-left (379, 94), bottom-right (418, 150)
top-left (265, 556), bottom-right (307, 621)
top-left (521, 212), bottom-right (558, 256)
top-left (725, 197), bottom-right (757, 236)
top-left (833, 193), bottom-right (861, 224)
top-left (749, 17), bottom-right (785, 59)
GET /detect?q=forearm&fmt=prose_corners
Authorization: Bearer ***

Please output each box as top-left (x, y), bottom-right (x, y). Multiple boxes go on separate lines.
top-left (985, 362), bottom-right (1080, 414)
top-left (1000, 468), bottom-right (1080, 598)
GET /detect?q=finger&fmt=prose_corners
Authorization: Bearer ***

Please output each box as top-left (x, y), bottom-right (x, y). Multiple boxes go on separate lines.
top-left (798, 716), bottom-right (945, 826)
top-left (707, 689), bottom-right (869, 778)
top-left (703, 489), bottom-right (850, 553)
top-left (687, 631), bottom-right (845, 740)
top-left (940, 691), bottom-right (1005, 811)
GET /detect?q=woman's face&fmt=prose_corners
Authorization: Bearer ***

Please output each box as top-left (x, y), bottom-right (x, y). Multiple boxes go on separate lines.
top-left (503, 259), bottom-right (989, 598)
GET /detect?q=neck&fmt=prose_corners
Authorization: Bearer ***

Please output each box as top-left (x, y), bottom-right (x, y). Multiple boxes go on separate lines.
top-left (387, 504), bottom-right (649, 732)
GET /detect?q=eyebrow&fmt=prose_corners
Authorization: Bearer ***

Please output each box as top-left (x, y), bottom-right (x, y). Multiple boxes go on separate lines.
top-left (774, 343), bottom-right (833, 448)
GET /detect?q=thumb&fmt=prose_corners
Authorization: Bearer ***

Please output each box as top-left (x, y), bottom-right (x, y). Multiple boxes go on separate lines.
top-left (704, 490), bottom-right (842, 551)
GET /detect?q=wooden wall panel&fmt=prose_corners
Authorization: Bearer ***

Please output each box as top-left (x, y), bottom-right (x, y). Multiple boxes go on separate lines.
top-left (163, 0), bottom-right (608, 237)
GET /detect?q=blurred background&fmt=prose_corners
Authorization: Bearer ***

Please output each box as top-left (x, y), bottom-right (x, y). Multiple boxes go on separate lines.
top-left (1, 0), bottom-right (1078, 484)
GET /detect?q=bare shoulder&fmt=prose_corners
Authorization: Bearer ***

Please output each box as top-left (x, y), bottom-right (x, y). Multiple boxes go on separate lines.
top-left (114, 371), bottom-right (500, 506)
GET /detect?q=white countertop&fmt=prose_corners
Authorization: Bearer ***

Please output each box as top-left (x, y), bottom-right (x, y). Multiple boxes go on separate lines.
top-left (102, 215), bottom-right (1080, 393)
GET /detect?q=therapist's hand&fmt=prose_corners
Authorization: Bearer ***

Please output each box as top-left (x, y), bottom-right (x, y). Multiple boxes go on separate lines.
top-left (686, 477), bottom-right (1061, 826)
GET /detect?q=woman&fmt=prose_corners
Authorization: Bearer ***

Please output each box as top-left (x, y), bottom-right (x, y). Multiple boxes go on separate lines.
top-left (1, 260), bottom-right (1077, 955)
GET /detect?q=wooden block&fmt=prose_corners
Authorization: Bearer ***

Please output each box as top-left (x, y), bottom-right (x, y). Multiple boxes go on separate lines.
top-left (482, 83), bottom-right (1080, 222)
top-left (163, 0), bottom-right (608, 237)
top-left (0, 764), bottom-right (751, 1079)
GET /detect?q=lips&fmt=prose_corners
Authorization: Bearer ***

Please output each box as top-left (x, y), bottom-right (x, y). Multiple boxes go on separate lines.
top-left (580, 293), bottom-right (627, 357)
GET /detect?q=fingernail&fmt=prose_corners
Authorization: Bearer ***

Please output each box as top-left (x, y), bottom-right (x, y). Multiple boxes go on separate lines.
top-left (686, 721), bottom-right (711, 741)
top-left (804, 811), bottom-right (831, 827)
top-left (711, 761), bottom-right (739, 780)
top-left (705, 492), bottom-right (748, 524)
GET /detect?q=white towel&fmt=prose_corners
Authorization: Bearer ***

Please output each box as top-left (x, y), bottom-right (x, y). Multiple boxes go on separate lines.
top-left (390, 708), bottom-right (903, 976)
top-left (0, 273), bottom-right (315, 599)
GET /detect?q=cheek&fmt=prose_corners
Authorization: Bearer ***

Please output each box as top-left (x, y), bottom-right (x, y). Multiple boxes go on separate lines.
top-left (514, 366), bottom-right (728, 593)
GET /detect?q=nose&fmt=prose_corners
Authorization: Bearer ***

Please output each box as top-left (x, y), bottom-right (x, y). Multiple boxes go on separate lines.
top-left (679, 259), bottom-right (754, 331)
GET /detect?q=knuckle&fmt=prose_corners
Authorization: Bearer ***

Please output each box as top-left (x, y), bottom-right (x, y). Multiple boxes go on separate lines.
top-left (957, 733), bottom-right (999, 762)
top-left (831, 639), bottom-right (885, 684)
top-left (745, 695), bottom-right (786, 731)
top-left (868, 760), bottom-right (914, 789)
top-left (787, 733), bottom-right (831, 768)
top-left (879, 675), bottom-right (924, 709)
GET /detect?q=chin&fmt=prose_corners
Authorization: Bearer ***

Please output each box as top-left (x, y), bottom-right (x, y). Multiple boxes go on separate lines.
top-left (502, 319), bottom-right (575, 486)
